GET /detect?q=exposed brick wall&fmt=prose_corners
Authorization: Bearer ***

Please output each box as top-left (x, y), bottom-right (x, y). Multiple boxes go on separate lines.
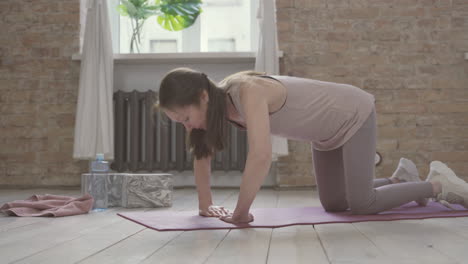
top-left (0, 0), bottom-right (86, 187)
top-left (276, 0), bottom-right (468, 186)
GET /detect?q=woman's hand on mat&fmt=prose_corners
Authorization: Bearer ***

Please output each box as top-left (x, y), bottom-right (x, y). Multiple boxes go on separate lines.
top-left (219, 212), bottom-right (254, 224)
top-left (199, 205), bottom-right (230, 218)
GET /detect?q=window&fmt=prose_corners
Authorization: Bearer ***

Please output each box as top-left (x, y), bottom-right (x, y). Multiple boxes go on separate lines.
top-left (99, 0), bottom-right (259, 54)
top-left (208, 38), bottom-right (236, 52)
top-left (149, 40), bottom-right (178, 53)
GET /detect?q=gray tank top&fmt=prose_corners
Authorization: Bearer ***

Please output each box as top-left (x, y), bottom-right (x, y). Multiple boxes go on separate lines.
top-left (226, 75), bottom-right (375, 151)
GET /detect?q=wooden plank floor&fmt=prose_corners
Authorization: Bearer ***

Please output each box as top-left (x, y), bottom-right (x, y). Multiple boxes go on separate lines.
top-left (1, 188), bottom-right (468, 264)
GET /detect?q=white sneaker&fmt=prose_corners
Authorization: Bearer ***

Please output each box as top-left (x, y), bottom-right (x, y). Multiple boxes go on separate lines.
top-left (426, 161), bottom-right (468, 209)
top-left (390, 158), bottom-right (420, 182)
top-left (390, 158), bottom-right (428, 206)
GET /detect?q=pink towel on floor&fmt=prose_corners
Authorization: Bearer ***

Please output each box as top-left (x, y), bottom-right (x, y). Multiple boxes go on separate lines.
top-left (0, 194), bottom-right (94, 217)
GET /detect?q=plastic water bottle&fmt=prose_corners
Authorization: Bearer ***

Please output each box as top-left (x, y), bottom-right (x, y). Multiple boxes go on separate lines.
top-left (87, 153), bottom-right (110, 211)
top-left (90, 153), bottom-right (110, 173)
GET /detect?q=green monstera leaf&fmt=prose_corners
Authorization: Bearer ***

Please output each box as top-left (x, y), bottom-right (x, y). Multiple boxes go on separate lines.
top-left (117, 0), bottom-right (203, 52)
top-left (156, 0), bottom-right (203, 31)
top-left (118, 0), bottom-right (158, 20)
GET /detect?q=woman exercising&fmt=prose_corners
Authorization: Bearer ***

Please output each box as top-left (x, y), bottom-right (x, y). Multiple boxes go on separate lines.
top-left (156, 67), bottom-right (468, 224)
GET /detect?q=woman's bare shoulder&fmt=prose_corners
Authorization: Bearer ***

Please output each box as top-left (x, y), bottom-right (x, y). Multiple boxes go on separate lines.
top-left (222, 75), bottom-right (281, 102)
top-left (238, 76), bottom-right (282, 96)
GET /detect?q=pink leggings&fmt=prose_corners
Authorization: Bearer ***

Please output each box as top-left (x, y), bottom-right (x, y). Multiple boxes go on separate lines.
top-left (312, 109), bottom-right (434, 214)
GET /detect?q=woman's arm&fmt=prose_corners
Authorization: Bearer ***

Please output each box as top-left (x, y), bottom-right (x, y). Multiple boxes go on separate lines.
top-left (222, 82), bottom-right (273, 223)
top-left (194, 154), bottom-right (230, 217)
top-left (194, 155), bottom-right (213, 211)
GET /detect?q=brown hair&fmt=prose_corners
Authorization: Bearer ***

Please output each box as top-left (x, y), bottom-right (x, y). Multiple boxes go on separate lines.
top-left (156, 67), bottom-right (265, 160)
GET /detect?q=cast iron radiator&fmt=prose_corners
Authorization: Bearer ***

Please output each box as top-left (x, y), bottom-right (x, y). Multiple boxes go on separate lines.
top-left (111, 90), bottom-right (247, 172)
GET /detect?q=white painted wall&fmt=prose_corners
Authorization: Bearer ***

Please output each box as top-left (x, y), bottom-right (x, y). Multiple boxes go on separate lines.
top-left (114, 59), bottom-right (255, 92)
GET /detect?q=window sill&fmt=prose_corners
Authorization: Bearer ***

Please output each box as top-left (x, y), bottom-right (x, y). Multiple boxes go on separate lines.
top-left (71, 51), bottom-right (284, 64)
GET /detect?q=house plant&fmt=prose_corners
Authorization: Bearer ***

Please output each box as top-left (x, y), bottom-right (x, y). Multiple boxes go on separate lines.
top-left (118, 0), bottom-right (203, 53)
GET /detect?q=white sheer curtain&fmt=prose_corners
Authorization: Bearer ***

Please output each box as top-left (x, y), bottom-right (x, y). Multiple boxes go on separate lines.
top-left (255, 0), bottom-right (288, 161)
top-left (73, 0), bottom-right (114, 160)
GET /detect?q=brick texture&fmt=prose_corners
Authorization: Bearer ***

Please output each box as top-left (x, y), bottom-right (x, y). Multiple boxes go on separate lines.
top-left (276, 0), bottom-right (468, 186)
top-left (0, 0), bottom-right (86, 187)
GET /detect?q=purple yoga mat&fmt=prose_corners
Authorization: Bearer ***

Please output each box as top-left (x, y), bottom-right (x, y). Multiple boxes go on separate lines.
top-left (118, 201), bottom-right (468, 231)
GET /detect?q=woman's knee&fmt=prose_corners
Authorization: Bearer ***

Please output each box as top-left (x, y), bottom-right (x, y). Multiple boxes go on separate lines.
top-left (347, 191), bottom-right (379, 215)
top-left (349, 202), bottom-right (379, 215)
top-left (321, 199), bottom-right (348, 212)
